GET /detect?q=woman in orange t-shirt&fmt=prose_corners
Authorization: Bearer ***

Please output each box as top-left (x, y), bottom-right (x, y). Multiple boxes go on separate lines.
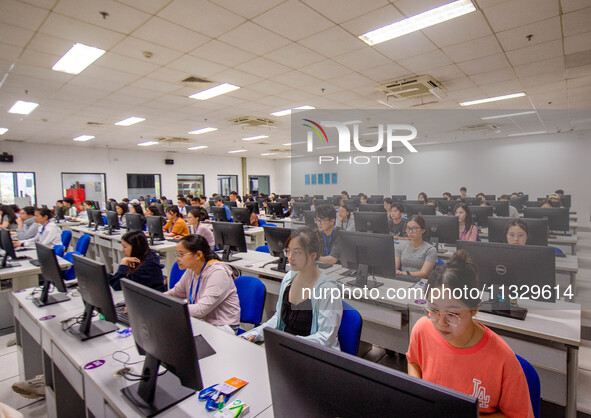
top-left (163, 205), bottom-right (189, 237)
top-left (407, 251), bottom-right (534, 418)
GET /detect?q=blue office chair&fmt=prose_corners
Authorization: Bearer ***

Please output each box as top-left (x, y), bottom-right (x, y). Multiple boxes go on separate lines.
top-left (255, 245), bottom-right (270, 253)
top-left (62, 234), bottom-right (92, 281)
top-left (265, 223), bottom-right (277, 227)
top-left (61, 230), bottom-right (72, 251)
top-left (74, 234), bottom-right (91, 256)
top-left (168, 261), bottom-right (186, 290)
top-left (436, 258), bottom-right (445, 266)
top-left (549, 245), bottom-right (564, 256)
top-left (516, 355), bottom-right (541, 418)
top-left (258, 219), bottom-right (267, 227)
top-left (338, 301), bottom-right (362, 356)
top-left (53, 245), bottom-right (64, 258)
top-left (234, 275), bottom-right (266, 335)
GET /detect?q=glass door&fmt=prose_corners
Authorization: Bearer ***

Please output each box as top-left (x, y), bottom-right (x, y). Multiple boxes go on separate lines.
top-left (217, 175), bottom-right (238, 197)
top-left (249, 175), bottom-right (270, 196)
top-left (177, 174), bottom-right (205, 197)
top-left (0, 172), bottom-right (37, 205)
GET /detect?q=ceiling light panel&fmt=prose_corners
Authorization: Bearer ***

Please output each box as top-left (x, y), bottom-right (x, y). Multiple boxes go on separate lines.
top-left (52, 43), bottom-right (106, 74)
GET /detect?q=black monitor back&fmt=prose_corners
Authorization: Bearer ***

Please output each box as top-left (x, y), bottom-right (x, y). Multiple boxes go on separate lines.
top-left (468, 206), bottom-right (493, 228)
top-left (358, 203), bottom-right (386, 213)
top-left (343, 198), bottom-right (360, 209)
top-left (212, 222), bottom-right (247, 253)
top-left (264, 226), bottom-right (292, 257)
top-left (314, 199), bottom-right (332, 207)
top-left (483, 194), bottom-right (496, 201)
top-left (231, 207), bottom-right (250, 224)
top-left (422, 215), bottom-right (459, 245)
top-left (340, 231), bottom-right (395, 278)
top-left (125, 213), bottom-right (144, 231)
top-left (106, 211), bottom-right (120, 230)
top-left (267, 202), bottom-right (284, 217)
top-left (72, 255), bottom-right (117, 323)
top-left (367, 196), bottom-right (383, 204)
top-left (223, 200), bottom-right (238, 208)
top-left (436, 199), bottom-right (456, 215)
top-left (353, 212), bottom-right (389, 234)
top-left (36, 243), bottom-right (67, 293)
top-left (391, 195), bottom-right (407, 201)
top-left (293, 202), bottom-right (311, 218)
top-left (303, 210), bottom-right (317, 229)
top-left (487, 217), bottom-right (548, 246)
top-left (264, 328), bottom-right (479, 418)
top-left (145, 215), bottom-right (164, 241)
top-left (212, 206), bottom-right (230, 222)
top-left (405, 204), bottom-right (435, 217)
top-left (0, 228), bottom-right (18, 260)
top-left (523, 207), bottom-right (569, 232)
top-left (489, 200), bottom-right (509, 217)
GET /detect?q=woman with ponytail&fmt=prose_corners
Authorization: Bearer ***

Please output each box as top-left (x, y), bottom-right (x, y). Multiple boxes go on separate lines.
top-left (406, 250), bottom-right (533, 417)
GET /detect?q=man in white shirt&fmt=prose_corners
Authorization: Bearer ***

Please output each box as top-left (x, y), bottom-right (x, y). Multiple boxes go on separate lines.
top-left (177, 197), bottom-right (188, 215)
top-left (229, 191), bottom-right (243, 208)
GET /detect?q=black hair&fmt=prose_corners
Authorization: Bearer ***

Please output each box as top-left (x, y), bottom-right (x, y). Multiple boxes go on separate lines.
top-left (178, 197), bottom-right (187, 204)
top-left (188, 207), bottom-right (209, 222)
top-left (179, 235), bottom-right (220, 261)
top-left (36, 207), bottom-right (54, 219)
top-left (453, 202), bottom-right (475, 230)
top-left (460, 187), bottom-right (467, 192)
top-left (339, 203), bottom-right (352, 220)
top-left (56, 199), bottom-right (64, 204)
top-left (426, 199), bottom-right (438, 208)
top-left (555, 189), bottom-right (564, 195)
top-left (0, 205), bottom-right (17, 224)
top-left (146, 205), bottom-right (161, 217)
top-left (503, 219), bottom-right (528, 242)
top-left (407, 215), bottom-right (426, 230)
top-left (383, 197), bottom-right (393, 205)
top-left (359, 193), bottom-right (367, 200)
top-left (63, 197), bottom-right (75, 205)
top-left (499, 194), bottom-right (510, 200)
top-left (116, 203), bottom-right (129, 214)
top-left (418, 192), bottom-right (428, 201)
top-left (315, 204), bottom-right (336, 220)
top-left (230, 191), bottom-right (237, 196)
top-left (443, 192), bottom-right (452, 198)
top-left (390, 202), bottom-right (404, 213)
top-left (428, 250), bottom-right (481, 310)
top-left (22, 206), bottom-right (36, 216)
top-left (166, 205), bottom-right (180, 216)
top-left (122, 198), bottom-right (130, 203)
top-left (286, 227), bottom-right (320, 262)
top-left (121, 230), bottom-right (151, 268)
top-left (131, 203), bottom-right (144, 215)
top-left (341, 190), bottom-right (349, 196)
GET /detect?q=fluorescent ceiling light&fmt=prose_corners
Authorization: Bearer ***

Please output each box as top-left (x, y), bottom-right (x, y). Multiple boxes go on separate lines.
top-left (138, 141), bottom-right (158, 146)
top-left (115, 117), bottom-right (145, 126)
top-left (188, 127), bottom-right (217, 135)
top-left (359, 0), bottom-right (476, 46)
top-left (189, 83), bottom-right (240, 100)
top-left (261, 152), bottom-right (278, 156)
top-left (52, 43), bottom-right (105, 74)
top-left (459, 92), bottom-right (526, 106)
top-left (228, 149), bottom-right (247, 153)
top-left (0, 128), bottom-right (8, 135)
top-left (283, 141), bottom-right (305, 146)
top-left (507, 131), bottom-right (546, 137)
top-left (271, 105), bottom-right (315, 117)
top-left (8, 100), bottom-right (39, 115)
top-left (188, 145), bottom-right (208, 150)
top-left (73, 135), bottom-right (94, 142)
top-left (242, 135), bottom-right (268, 141)
top-left (481, 111), bottom-right (537, 120)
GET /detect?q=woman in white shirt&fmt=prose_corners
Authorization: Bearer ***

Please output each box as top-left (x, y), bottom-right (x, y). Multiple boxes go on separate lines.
top-left (335, 203), bottom-right (355, 232)
top-left (14, 207), bottom-right (62, 248)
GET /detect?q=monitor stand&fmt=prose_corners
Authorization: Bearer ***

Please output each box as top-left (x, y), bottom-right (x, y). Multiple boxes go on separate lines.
top-left (33, 281), bottom-right (71, 307)
top-left (479, 298), bottom-right (527, 321)
top-left (345, 265), bottom-right (384, 289)
top-left (76, 304), bottom-right (119, 341)
top-left (221, 246), bottom-right (241, 262)
top-left (270, 254), bottom-right (288, 272)
top-left (430, 238), bottom-right (448, 254)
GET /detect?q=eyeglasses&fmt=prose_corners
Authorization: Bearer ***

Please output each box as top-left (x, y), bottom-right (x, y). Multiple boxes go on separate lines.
top-left (424, 306), bottom-right (461, 327)
top-left (315, 218), bottom-right (330, 224)
top-left (175, 252), bottom-right (190, 259)
top-left (406, 226), bottom-right (421, 233)
top-left (284, 249), bottom-right (304, 257)
top-left (507, 233), bottom-right (526, 240)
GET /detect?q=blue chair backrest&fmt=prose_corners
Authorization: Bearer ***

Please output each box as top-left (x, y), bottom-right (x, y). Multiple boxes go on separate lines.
top-left (62, 251), bottom-right (79, 281)
top-left (338, 301), bottom-right (362, 356)
top-left (61, 230), bottom-right (72, 249)
top-left (53, 245), bottom-right (64, 258)
top-left (516, 354), bottom-right (541, 418)
top-left (255, 245), bottom-right (270, 253)
top-left (258, 219), bottom-right (267, 227)
top-left (169, 261), bottom-right (186, 289)
top-left (235, 275), bottom-right (266, 325)
top-left (75, 234), bottom-right (91, 256)
top-left (265, 223), bottom-right (277, 227)
top-left (436, 258), bottom-right (445, 265)
top-left (549, 245), bottom-right (564, 255)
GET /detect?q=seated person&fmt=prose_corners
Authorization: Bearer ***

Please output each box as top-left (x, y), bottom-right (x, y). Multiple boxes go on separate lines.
top-left (340, 190), bottom-right (349, 206)
top-left (476, 192), bottom-right (486, 202)
top-left (177, 197), bottom-right (188, 216)
top-left (499, 194), bottom-right (519, 218)
top-left (505, 219), bottom-right (528, 245)
top-left (212, 195), bottom-right (232, 220)
top-left (108, 230), bottom-right (165, 292)
top-left (315, 204), bottom-right (341, 265)
top-left (547, 193), bottom-right (561, 207)
top-left (163, 205), bottom-right (189, 237)
top-left (186, 207), bottom-right (214, 247)
top-left (229, 191), bottom-right (243, 207)
top-left (242, 228), bottom-right (342, 348)
top-left (115, 203), bottom-right (129, 228)
top-left (383, 197), bottom-right (393, 212)
top-left (14, 208), bottom-right (62, 248)
top-left (0, 204), bottom-right (17, 229)
top-left (418, 192), bottom-right (428, 203)
top-left (359, 193), bottom-right (368, 205)
top-left (166, 235), bottom-right (240, 331)
top-left (426, 199), bottom-right (443, 216)
top-left (13, 206), bottom-right (39, 240)
top-left (443, 192), bottom-right (452, 200)
top-left (454, 203), bottom-right (478, 241)
top-left (459, 186), bottom-right (467, 199)
top-left (540, 199), bottom-right (554, 209)
top-left (247, 201), bottom-right (260, 226)
top-left (388, 203), bottom-right (407, 239)
top-left (190, 196), bottom-right (202, 207)
top-left (407, 251), bottom-right (534, 417)
top-left (129, 203), bottom-right (146, 229)
top-left (395, 215), bottom-right (437, 278)
top-left (62, 198), bottom-right (78, 218)
top-left (335, 203), bottom-right (355, 232)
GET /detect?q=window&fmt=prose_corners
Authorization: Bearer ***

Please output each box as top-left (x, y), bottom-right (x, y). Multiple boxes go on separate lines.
top-left (61, 173), bottom-right (106, 208)
top-left (127, 174), bottom-right (161, 200)
top-left (177, 174), bottom-right (205, 197)
top-left (248, 175), bottom-right (270, 196)
top-left (0, 172), bottom-right (36, 206)
top-left (217, 175), bottom-right (238, 196)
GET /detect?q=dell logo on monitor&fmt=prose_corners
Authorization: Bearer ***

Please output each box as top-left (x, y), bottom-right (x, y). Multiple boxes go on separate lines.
top-left (430, 226), bottom-right (438, 232)
top-left (495, 265), bottom-right (507, 275)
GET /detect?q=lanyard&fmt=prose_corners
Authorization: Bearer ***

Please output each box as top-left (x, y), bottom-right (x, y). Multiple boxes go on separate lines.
top-left (323, 226), bottom-right (335, 256)
top-left (168, 217), bottom-right (178, 233)
top-left (345, 218), bottom-right (349, 230)
top-left (189, 260), bottom-right (210, 305)
top-left (40, 223), bottom-right (48, 236)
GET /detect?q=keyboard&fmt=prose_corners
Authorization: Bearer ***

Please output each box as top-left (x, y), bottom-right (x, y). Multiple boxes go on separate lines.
top-left (394, 273), bottom-right (420, 284)
top-left (29, 259), bottom-right (40, 267)
top-left (114, 302), bottom-right (129, 326)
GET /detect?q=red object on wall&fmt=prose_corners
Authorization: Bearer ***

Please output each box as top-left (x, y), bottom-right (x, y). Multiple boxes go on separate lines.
top-left (66, 188), bottom-right (85, 209)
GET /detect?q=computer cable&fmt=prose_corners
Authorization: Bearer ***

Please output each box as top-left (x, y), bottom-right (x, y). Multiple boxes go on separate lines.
top-left (111, 350), bottom-right (168, 381)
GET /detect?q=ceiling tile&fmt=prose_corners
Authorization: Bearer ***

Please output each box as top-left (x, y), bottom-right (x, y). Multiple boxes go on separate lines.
top-left (0, 42), bottom-right (24, 62)
top-left (110, 37), bottom-right (183, 66)
top-left (506, 39), bottom-right (563, 66)
top-left (168, 55), bottom-right (228, 78)
top-left (475, 0), bottom-right (513, 8)
top-left (560, 0), bottom-right (591, 13)
top-left (427, 64), bottom-right (465, 81)
top-left (302, 0), bottom-right (388, 24)
top-left (564, 32), bottom-right (591, 55)
top-left (519, 70), bottom-right (566, 87)
top-left (340, 5), bottom-right (404, 36)
top-left (361, 62), bottom-right (412, 83)
top-left (189, 40), bottom-right (255, 68)
top-left (212, 0), bottom-right (286, 20)
top-left (300, 60), bottom-right (353, 80)
top-left (116, 0), bottom-right (172, 14)
top-left (131, 77), bottom-right (183, 94)
top-left (96, 53), bottom-right (161, 76)
top-left (248, 80), bottom-right (293, 95)
top-left (0, 23), bottom-right (35, 48)
top-left (236, 57), bottom-right (292, 78)
top-left (457, 53), bottom-right (511, 75)
top-left (397, 50), bottom-right (453, 74)
top-left (393, 0), bottom-right (455, 16)
top-left (298, 26), bottom-right (366, 58)
top-left (372, 31), bottom-right (438, 61)
top-left (329, 73), bottom-right (375, 89)
top-left (157, 0), bottom-right (245, 38)
top-left (470, 68), bottom-right (518, 86)
top-left (333, 48), bottom-right (391, 72)
top-left (18, 48), bottom-right (60, 70)
top-left (0, 0), bottom-right (49, 31)
top-left (422, 11), bottom-right (492, 48)
top-left (39, 13), bottom-right (125, 50)
top-left (562, 7), bottom-right (591, 37)
top-left (495, 17), bottom-right (561, 51)
top-left (440, 76), bottom-right (476, 91)
top-left (209, 69), bottom-right (263, 88)
top-left (269, 70), bottom-right (321, 89)
top-left (265, 43), bottom-right (324, 69)
top-left (443, 35), bottom-right (502, 63)
top-left (253, 0), bottom-right (334, 41)
top-left (132, 17), bottom-right (211, 53)
top-left (514, 56), bottom-right (565, 78)
top-left (218, 22), bottom-right (291, 55)
top-left (484, 0), bottom-right (558, 32)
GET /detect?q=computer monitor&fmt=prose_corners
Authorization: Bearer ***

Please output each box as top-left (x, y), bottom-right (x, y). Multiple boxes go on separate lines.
top-left (264, 328), bottom-right (479, 418)
top-left (71, 255), bottom-right (119, 341)
top-left (223, 200), bottom-right (238, 208)
top-left (463, 197), bottom-right (482, 206)
top-left (523, 207), bottom-right (570, 233)
top-left (120, 279), bottom-right (204, 417)
top-left (93, 201), bottom-right (101, 210)
top-left (367, 196), bottom-right (383, 204)
top-left (489, 200), bottom-right (509, 217)
top-left (154, 203), bottom-right (165, 215)
top-left (421, 215), bottom-right (459, 249)
top-left (231, 207), bottom-right (251, 225)
top-left (510, 197), bottom-right (526, 213)
top-left (353, 212), bottom-right (389, 234)
top-left (339, 231), bottom-right (395, 289)
top-left (391, 195), bottom-right (407, 202)
top-left (525, 200), bottom-right (543, 208)
top-left (0, 228), bottom-right (24, 269)
top-left (343, 198), bottom-right (360, 209)
top-left (560, 195), bottom-right (571, 208)
top-left (314, 199), bottom-right (332, 207)
top-left (107, 201), bottom-right (117, 212)
top-left (313, 194), bottom-right (324, 200)
top-left (456, 241), bottom-right (555, 303)
top-left (292, 202), bottom-right (311, 219)
top-left (53, 205), bottom-right (64, 223)
top-left (212, 206), bottom-right (230, 222)
top-left (358, 203), bottom-right (386, 213)
top-left (146, 215), bottom-right (165, 245)
top-left (212, 222), bottom-right (247, 262)
top-left (105, 211), bottom-right (120, 235)
top-left (88, 209), bottom-right (104, 231)
top-left (370, 194), bottom-right (384, 200)
top-left (164, 199), bottom-right (173, 205)
top-left (267, 202), bottom-right (284, 218)
top-left (278, 198), bottom-right (289, 210)
top-left (264, 226), bottom-right (292, 273)
top-left (331, 196), bottom-right (342, 206)
top-left (467, 206), bottom-right (493, 228)
top-left (487, 217), bottom-right (548, 246)
top-left (483, 194), bottom-right (496, 201)
top-left (34, 243), bottom-right (70, 307)
top-left (405, 204), bottom-right (435, 217)
top-left (303, 210), bottom-right (317, 229)
top-left (126, 213), bottom-right (144, 232)
top-left (435, 199), bottom-right (456, 215)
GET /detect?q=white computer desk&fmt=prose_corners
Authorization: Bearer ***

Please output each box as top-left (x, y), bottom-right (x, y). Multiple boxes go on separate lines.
top-left (204, 222), bottom-right (266, 249)
top-left (11, 288), bottom-right (272, 418)
top-left (229, 250), bottom-right (581, 417)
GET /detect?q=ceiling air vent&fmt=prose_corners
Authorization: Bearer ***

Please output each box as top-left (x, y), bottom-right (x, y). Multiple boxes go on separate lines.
top-left (86, 121), bottom-right (106, 126)
top-left (269, 148), bottom-right (290, 153)
top-left (179, 76), bottom-right (212, 87)
top-left (230, 116), bottom-right (277, 127)
top-left (376, 75), bottom-right (443, 99)
top-left (461, 123), bottom-right (500, 132)
top-left (157, 136), bottom-right (192, 143)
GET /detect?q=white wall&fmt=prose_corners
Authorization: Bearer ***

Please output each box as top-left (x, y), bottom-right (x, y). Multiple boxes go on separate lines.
top-left (0, 142), bottom-right (276, 205)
